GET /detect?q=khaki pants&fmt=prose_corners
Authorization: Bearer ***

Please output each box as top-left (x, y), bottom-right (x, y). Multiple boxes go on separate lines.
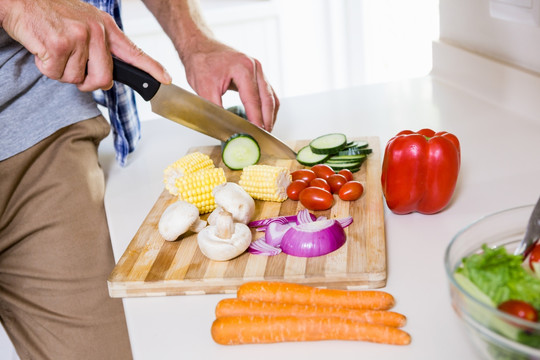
top-left (0, 116), bottom-right (132, 359)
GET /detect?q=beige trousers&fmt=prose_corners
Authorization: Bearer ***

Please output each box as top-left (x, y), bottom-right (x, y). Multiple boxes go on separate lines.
top-left (0, 116), bottom-right (132, 359)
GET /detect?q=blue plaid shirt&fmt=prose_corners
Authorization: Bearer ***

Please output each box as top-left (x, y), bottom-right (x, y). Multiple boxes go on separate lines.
top-left (86, 0), bottom-right (140, 167)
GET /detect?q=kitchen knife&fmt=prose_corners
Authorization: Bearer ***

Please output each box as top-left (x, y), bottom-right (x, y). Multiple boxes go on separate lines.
top-left (111, 58), bottom-right (296, 159)
top-left (514, 196), bottom-right (540, 258)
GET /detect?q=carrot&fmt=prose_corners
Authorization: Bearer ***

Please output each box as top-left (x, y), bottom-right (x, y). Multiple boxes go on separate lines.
top-left (211, 315), bottom-right (411, 345)
top-left (215, 298), bottom-right (407, 328)
top-left (236, 281), bottom-right (395, 311)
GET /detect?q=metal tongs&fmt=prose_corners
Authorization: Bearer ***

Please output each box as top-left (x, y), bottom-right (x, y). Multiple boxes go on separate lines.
top-left (514, 196), bottom-right (540, 257)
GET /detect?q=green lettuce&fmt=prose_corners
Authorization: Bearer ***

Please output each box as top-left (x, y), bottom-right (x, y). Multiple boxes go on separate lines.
top-left (456, 244), bottom-right (540, 309)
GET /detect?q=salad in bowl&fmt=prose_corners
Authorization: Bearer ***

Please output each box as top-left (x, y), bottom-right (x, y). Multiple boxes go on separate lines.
top-left (445, 205), bottom-right (540, 359)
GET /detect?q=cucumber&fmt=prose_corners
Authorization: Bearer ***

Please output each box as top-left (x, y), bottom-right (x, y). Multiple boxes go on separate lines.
top-left (226, 105), bottom-right (248, 120)
top-left (337, 148), bottom-right (372, 156)
top-left (221, 133), bottom-right (260, 170)
top-left (325, 161), bottom-right (362, 173)
top-left (344, 140), bottom-right (369, 150)
top-left (297, 133), bottom-right (371, 172)
top-left (309, 133), bottom-right (347, 154)
top-left (327, 154), bottom-right (367, 162)
top-left (296, 145), bottom-right (330, 166)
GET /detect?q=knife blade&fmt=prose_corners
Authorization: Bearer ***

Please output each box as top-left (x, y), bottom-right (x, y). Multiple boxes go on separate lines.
top-left (111, 58), bottom-right (296, 159)
top-left (514, 196), bottom-right (540, 257)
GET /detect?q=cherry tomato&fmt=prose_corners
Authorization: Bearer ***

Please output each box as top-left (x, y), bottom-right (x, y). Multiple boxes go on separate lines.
top-left (309, 178), bottom-right (331, 193)
top-left (311, 164), bottom-right (335, 180)
top-left (287, 180), bottom-right (308, 201)
top-left (338, 169), bottom-right (354, 182)
top-left (497, 300), bottom-right (538, 322)
top-left (529, 241), bottom-right (540, 271)
top-left (291, 169), bottom-right (317, 183)
top-left (327, 174), bottom-right (348, 193)
top-left (299, 187), bottom-right (334, 211)
top-left (338, 181), bottom-right (364, 201)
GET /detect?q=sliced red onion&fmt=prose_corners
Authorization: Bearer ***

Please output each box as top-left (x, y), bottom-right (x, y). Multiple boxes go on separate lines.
top-left (248, 213), bottom-right (317, 232)
top-left (280, 219), bottom-right (346, 258)
top-left (336, 216), bottom-right (353, 228)
top-left (248, 215), bottom-right (295, 228)
top-left (296, 209), bottom-right (315, 224)
top-left (248, 238), bottom-right (282, 256)
top-left (264, 221), bottom-right (293, 246)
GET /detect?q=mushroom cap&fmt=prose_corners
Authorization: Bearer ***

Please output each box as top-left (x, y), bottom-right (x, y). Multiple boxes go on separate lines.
top-left (158, 200), bottom-right (200, 241)
top-left (197, 223), bottom-right (251, 261)
top-left (212, 182), bottom-right (255, 224)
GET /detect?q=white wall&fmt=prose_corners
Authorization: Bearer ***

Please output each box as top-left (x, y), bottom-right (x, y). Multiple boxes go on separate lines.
top-left (121, 0), bottom-right (438, 121)
top-left (439, 0), bottom-right (540, 74)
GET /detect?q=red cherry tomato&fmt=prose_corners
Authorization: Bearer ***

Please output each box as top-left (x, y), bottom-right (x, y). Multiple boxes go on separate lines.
top-left (327, 174), bottom-right (348, 193)
top-left (286, 180), bottom-right (308, 201)
top-left (338, 169), bottom-right (354, 182)
top-left (338, 181), bottom-right (364, 201)
top-left (291, 169), bottom-right (317, 183)
top-left (299, 187), bottom-right (334, 211)
top-left (498, 300), bottom-right (538, 322)
top-left (309, 178), bottom-right (331, 193)
top-left (529, 241), bottom-right (540, 271)
top-left (311, 164), bottom-right (335, 180)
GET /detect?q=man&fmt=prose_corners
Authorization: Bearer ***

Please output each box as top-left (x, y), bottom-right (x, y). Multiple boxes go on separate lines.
top-left (0, 0), bottom-right (279, 358)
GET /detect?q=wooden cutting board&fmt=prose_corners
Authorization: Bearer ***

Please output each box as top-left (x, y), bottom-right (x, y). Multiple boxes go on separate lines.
top-left (108, 137), bottom-right (386, 297)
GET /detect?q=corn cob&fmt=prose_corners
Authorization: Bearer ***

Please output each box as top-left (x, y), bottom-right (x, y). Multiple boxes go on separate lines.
top-left (163, 152), bottom-right (215, 195)
top-left (175, 167), bottom-right (227, 214)
top-left (239, 165), bottom-right (291, 202)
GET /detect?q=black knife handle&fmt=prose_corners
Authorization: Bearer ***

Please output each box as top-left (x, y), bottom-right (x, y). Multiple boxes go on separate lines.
top-left (112, 58), bottom-right (160, 101)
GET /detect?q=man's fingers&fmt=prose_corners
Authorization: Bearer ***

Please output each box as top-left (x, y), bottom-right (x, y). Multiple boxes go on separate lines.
top-left (106, 18), bottom-right (171, 85)
top-left (76, 20), bottom-right (114, 92)
top-left (254, 61), bottom-right (278, 132)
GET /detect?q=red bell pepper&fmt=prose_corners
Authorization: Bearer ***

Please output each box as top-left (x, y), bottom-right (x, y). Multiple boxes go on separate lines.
top-left (381, 129), bottom-right (461, 215)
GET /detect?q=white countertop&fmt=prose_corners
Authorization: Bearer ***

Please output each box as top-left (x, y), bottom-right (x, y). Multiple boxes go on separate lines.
top-left (97, 75), bottom-right (540, 360)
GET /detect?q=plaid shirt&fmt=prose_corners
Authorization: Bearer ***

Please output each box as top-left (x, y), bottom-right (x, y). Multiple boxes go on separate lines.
top-left (86, 0), bottom-right (140, 167)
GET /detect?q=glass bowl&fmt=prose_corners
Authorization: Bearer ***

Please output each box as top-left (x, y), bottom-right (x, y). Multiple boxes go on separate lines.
top-left (444, 204), bottom-right (540, 360)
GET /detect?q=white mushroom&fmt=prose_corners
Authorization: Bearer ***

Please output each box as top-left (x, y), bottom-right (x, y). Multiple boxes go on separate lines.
top-left (158, 200), bottom-right (207, 241)
top-left (209, 182), bottom-right (255, 224)
top-left (197, 210), bottom-right (252, 261)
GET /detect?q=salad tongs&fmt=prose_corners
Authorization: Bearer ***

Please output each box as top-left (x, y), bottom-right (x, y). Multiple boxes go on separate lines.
top-left (514, 195), bottom-right (540, 257)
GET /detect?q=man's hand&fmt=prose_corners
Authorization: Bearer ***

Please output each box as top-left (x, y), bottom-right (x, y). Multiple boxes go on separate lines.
top-left (141, 0), bottom-right (279, 132)
top-left (182, 39), bottom-right (279, 132)
top-left (0, 0), bottom-right (171, 91)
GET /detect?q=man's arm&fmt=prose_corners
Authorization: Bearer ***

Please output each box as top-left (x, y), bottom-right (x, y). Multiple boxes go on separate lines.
top-left (141, 0), bottom-right (279, 131)
top-left (0, 0), bottom-right (171, 91)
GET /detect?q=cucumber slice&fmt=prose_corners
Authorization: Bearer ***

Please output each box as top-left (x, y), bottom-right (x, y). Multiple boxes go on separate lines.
top-left (327, 154), bottom-right (367, 162)
top-left (309, 133), bottom-right (347, 154)
top-left (325, 163), bottom-right (362, 173)
top-left (344, 140), bottom-right (369, 150)
top-left (324, 161), bottom-right (363, 170)
top-left (338, 148), bottom-right (372, 156)
top-left (222, 133), bottom-right (260, 170)
top-left (296, 145), bottom-right (330, 166)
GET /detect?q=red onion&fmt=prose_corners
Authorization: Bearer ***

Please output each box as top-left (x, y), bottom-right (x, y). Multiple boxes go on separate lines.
top-left (280, 219), bottom-right (346, 257)
top-left (248, 215), bottom-right (296, 228)
top-left (248, 238), bottom-right (281, 256)
top-left (265, 221), bottom-right (293, 247)
top-left (296, 209), bottom-right (315, 224)
top-left (337, 216), bottom-right (353, 228)
top-left (248, 213), bottom-right (316, 230)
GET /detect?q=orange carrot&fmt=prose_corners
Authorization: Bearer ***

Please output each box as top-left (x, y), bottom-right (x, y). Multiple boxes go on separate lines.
top-left (211, 315), bottom-right (411, 345)
top-left (236, 281), bottom-right (395, 311)
top-left (215, 298), bottom-right (407, 328)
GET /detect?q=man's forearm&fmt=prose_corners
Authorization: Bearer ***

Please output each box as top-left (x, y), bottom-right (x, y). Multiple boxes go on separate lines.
top-left (141, 0), bottom-right (215, 62)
